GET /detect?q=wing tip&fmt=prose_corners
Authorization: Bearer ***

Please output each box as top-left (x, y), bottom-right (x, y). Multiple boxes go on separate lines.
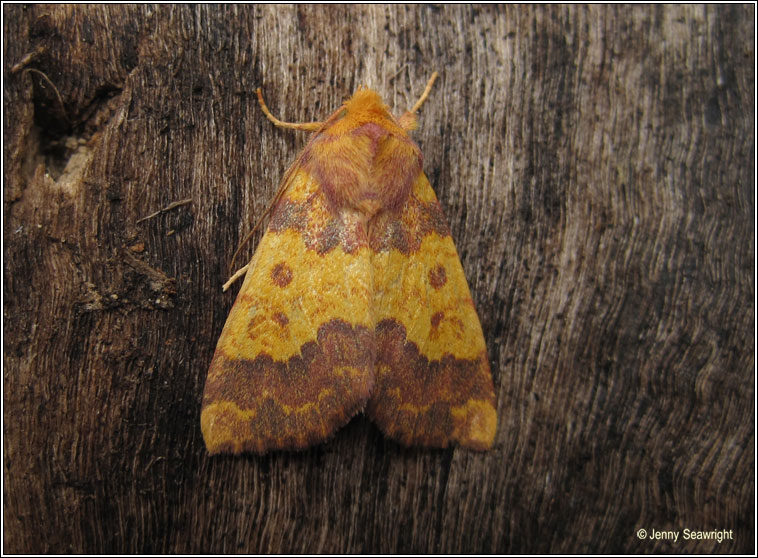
top-left (455, 398), bottom-right (497, 451)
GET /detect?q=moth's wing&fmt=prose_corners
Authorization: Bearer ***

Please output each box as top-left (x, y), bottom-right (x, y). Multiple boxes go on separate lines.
top-left (367, 172), bottom-right (497, 450)
top-left (201, 169), bottom-right (375, 454)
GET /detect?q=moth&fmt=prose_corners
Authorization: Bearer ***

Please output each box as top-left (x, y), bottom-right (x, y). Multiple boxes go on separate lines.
top-left (201, 74), bottom-right (496, 454)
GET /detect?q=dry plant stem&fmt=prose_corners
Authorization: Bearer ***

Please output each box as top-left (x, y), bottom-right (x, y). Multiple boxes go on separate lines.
top-left (136, 198), bottom-right (193, 224)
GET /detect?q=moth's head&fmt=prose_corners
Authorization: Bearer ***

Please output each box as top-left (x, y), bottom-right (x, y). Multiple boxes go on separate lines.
top-left (324, 87), bottom-right (404, 136)
top-left (344, 88), bottom-right (389, 118)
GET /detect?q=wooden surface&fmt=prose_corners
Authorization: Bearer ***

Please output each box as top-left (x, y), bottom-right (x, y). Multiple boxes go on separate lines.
top-left (3, 4), bottom-right (754, 553)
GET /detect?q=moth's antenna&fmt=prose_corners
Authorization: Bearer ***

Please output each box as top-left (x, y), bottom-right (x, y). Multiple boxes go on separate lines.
top-left (398, 72), bottom-right (439, 131)
top-left (257, 88), bottom-right (323, 132)
top-left (409, 72), bottom-right (439, 114)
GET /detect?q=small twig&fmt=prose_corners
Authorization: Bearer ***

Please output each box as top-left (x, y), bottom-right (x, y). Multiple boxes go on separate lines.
top-left (22, 67), bottom-right (69, 123)
top-left (136, 198), bottom-right (192, 224)
top-left (10, 45), bottom-right (47, 74)
top-left (387, 63), bottom-right (409, 83)
top-left (222, 264), bottom-right (249, 292)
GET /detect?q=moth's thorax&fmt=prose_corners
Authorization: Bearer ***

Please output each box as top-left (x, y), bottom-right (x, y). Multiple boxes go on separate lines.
top-left (302, 90), bottom-right (423, 221)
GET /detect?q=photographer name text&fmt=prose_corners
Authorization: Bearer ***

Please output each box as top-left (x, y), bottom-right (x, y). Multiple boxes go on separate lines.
top-left (638, 528), bottom-right (734, 544)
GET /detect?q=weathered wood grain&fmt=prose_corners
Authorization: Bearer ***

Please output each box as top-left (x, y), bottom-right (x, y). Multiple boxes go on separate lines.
top-left (3, 4), bottom-right (753, 553)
